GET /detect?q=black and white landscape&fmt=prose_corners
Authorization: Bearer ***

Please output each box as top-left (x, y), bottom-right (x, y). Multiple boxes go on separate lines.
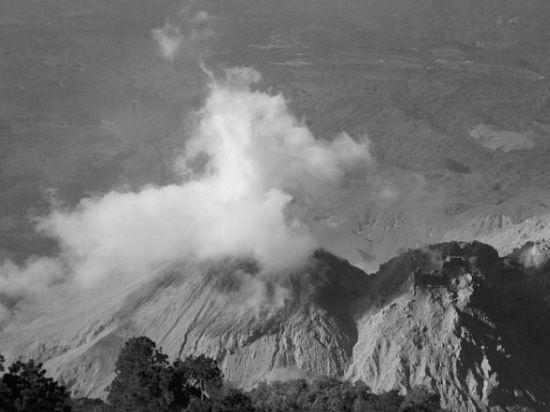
top-left (1, 1), bottom-right (550, 411)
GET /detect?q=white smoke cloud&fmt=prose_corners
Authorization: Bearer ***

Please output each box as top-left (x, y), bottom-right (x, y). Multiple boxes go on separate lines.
top-left (0, 257), bottom-right (63, 296)
top-left (151, 24), bottom-right (184, 61)
top-left (0, 67), bottom-right (372, 312)
top-left (0, 257), bottom-right (64, 321)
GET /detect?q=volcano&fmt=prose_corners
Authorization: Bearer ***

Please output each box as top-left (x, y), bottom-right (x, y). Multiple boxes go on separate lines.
top-left (1, 243), bottom-right (549, 411)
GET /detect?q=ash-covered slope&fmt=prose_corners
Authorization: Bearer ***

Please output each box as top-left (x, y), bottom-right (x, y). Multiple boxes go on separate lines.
top-left (0, 251), bottom-right (370, 399)
top-left (2, 243), bottom-right (550, 411)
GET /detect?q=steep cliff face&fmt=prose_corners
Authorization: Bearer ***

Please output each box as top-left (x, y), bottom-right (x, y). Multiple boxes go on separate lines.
top-left (1, 243), bottom-right (550, 411)
top-left (347, 242), bottom-right (550, 411)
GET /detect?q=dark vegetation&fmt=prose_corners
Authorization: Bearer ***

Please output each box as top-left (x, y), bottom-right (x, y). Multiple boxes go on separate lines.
top-left (0, 337), bottom-right (442, 411)
top-left (0, 354), bottom-right (71, 411)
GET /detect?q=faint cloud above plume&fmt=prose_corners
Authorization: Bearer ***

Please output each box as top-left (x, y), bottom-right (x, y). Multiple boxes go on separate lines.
top-left (151, 23), bottom-right (183, 61)
top-left (152, 7), bottom-right (215, 61)
top-left (191, 10), bottom-right (210, 23)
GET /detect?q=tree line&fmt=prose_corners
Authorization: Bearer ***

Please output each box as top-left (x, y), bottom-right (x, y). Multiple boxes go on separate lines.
top-left (0, 336), bottom-right (442, 411)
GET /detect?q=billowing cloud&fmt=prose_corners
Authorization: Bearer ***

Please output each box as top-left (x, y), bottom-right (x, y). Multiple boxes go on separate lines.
top-left (0, 257), bottom-right (63, 299)
top-left (0, 67), bottom-right (372, 315)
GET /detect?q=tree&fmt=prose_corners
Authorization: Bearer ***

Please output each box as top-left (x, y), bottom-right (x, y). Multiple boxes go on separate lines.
top-left (249, 377), bottom-right (406, 412)
top-left (210, 386), bottom-right (255, 412)
top-left (358, 389), bottom-right (403, 412)
top-left (249, 379), bottom-right (309, 412)
top-left (2, 359), bottom-right (71, 412)
top-left (71, 397), bottom-right (110, 412)
top-left (399, 386), bottom-right (441, 412)
top-left (0, 354), bottom-right (12, 411)
top-left (182, 387), bottom-right (254, 412)
top-left (173, 355), bottom-right (223, 401)
top-left (107, 336), bottom-right (233, 411)
top-left (185, 397), bottom-right (212, 412)
top-left (107, 336), bottom-right (174, 411)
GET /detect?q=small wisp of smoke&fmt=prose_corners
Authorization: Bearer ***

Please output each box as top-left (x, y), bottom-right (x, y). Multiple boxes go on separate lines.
top-left (152, 8), bottom-right (214, 62)
top-left (151, 24), bottom-right (184, 61)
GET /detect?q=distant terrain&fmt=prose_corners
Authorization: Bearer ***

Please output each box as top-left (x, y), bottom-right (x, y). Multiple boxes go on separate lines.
top-left (2, 0), bottom-right (550, 268)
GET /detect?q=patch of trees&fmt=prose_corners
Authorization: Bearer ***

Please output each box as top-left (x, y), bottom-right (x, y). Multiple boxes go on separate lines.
top-left (0, 354), bottom-right (71, 411)
top-left (0, 336), bottom-right (443, 411)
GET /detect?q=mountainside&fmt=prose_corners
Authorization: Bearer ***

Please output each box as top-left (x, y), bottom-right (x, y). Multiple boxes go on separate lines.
top-left (348, 242), bottom-right (550, 411)
top-left (1, 242), bottom-right (550, 411)
top-left (0, 252), bottom-right (370, 398)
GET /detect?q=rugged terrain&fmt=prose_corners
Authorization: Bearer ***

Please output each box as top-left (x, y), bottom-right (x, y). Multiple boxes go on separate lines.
top-left (2, 242), bottom-right (549, 411)
top-left (348, 242), bottom-right (550, 411)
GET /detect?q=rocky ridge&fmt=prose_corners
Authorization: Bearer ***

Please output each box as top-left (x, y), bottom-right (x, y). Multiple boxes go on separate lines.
top-left (348, 242), bottom-right (550, 411)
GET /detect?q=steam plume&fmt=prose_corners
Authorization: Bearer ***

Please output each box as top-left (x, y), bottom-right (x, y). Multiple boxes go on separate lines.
top-left (0, 67), bottom-right (372, 315)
